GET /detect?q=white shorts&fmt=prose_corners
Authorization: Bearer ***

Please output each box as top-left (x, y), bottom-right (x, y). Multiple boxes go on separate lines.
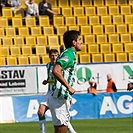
top-left (48, 95), bottom-right (71, 126)
top-left (40, 92), bottom-right (51, 107)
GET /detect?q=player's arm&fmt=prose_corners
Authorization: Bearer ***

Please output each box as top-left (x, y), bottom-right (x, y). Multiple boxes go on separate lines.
top-left (52, 63), bottom-right (75, 95)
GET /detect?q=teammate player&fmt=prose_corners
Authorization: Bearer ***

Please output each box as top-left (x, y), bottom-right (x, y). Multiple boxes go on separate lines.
top-left (37, 49), bottom-right (77, 133)
top-left (49, 30), bottom-right (82, 133)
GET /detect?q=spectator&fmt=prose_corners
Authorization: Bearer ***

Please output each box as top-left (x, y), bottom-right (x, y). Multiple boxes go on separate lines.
top-left (127, 78), bottom-right (133, 91)
top-left (25, 0), bottom-right (39, 20)
top-left (39, 0), bottom-right (57, 24)
top-left (87, 77), bottom-right (97, 95)
top-left (0, 0), bottom-right (8, 16)
top-left (106, 74), bottom-right (117, 93)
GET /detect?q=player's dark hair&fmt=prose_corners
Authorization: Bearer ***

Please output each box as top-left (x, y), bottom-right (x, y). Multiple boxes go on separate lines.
top-left (49, 49), bottom-right (59, 57)
top-left (63, 30), bottom-right (80, 49)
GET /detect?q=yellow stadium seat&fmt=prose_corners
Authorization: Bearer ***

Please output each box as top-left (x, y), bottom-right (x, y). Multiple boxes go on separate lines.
top-left (0, 57), bottom-right (6, 66)
top-left (105, 0), bottom-right (116, 6)
top-left (65, 16), bottom-right (76, 26)
top-left (124, 43), bottom-right (133, 53)
top-left (68, 25), bottom-right (79, 31)
top-left (96, 34), bottom-right (107, 44)
top-left (108, 34), bottom-right (119, 43)
top-left (6, 27), bottom-right (16, 36)
top-left (73, 7), bottom-right (84, 16)
top-left (97, 6), bottom-right (108, 16)
top-left (36, 45), bottom-right (47, 56)
top-left (42, 55), bottom-right (50, 64)
top-left (113, 15), bottom-right (123, 24)
top-left (7, 56), bottom-right (17, 66)
top-left (92, 53), bottom-right (103, 63)
top-left (77, 44), bottom-right (87, 54)
top-left (14, 36), bottom-right (24, 46)
top-left (89, 16), bottom-right (99, 25)
top-left (0, 46), bottom-right (9, 56)
top-left (87, 44), bottom-right (99, 54)
top-left (25, 36), bottom-right (36, 46)
top-left (108, 6), bottom-right (119, 15)
top-left (120, 33), bottom-right (131, 43)
top-left (104, 24), bottom-right (115, 34)
top-left (10, 46), bottom-right (21, 56)
top-left (120, 5), bottom-right (131, 15)
top-left (61, 7), bottom-right (72, 16)
top-left (31, 26), bottom-right (42, 36)
top-left (48, 0), bottom-right (57, 7)
top-left (128, 53), bottom-right (133, 62)
top-left (70, 0), bottom-right (80, 7)
top-left (128, 24), bottom-right (133, 33)
top-left (56, 26), bottom-right (67, 35)
top-left (125, 15), bottom-right (133, 24)
top-left (29, 55), bottom-right (40, 64)
top-left (84, 35), bottom-right (95, 44)
top-left (19, 27), bottom-right (29, 36)
top-left (116, 24), bottom-right (127, 33)
top-left (116, 53), bottom-right (127, 62)
top-left (18, 55), bottom-right (29, 65)
top-left (12, 17), bottom-right (22, 27)
top-left (100, 43), bottom-right (111, 53)
top-left (79, 53), bottom-right (90, 63)
top-left (53, 16), bottom-right (64, 26)
top-left (25, 17), bottom-right (36, 27)
top-left (52, 7), bottom-right (61, 15)
top-left (85, 6), bottom-right (96, 16)
top-left (77, 16), bottom-right (88, 26)
top-left (49, 45), bottom-right (60, 53)
top-left (80, 25), bottom-right (91, 35)
top-left (43, 26), bottom-right (54, 35)
top-left (39, 16), bottom-right (50, 27)
top-left (93, 25), bottom-right (103, 34)
top-left (2, 37), bottom-right (13, 46)
top-left (0, 27), bottom-right (5, 37)
top-left (14, 8), bottom-right (25, 17)
top-left (2, 7), bottom-right (12, 18)
top-left (58, 0), bottom-right (68, 7)
top-left (129, 0), bottom-right (133, 4)
top-left (94, 0), bottom-right (104, 6)
top-left (48, 35), bottom-right (59, 45)
top-left (82, 0), bottom-right (92, 6)
top-left (117, 0), bottom-right (127, 5)
top-left (36, 36), bottom-right (47, 45)
top-left (104, 53), bottom-right (115, 62)
top-left (59, 35), bottom-right (64, 45)
top-left (101, 15), bottom-right (112, 25)
top-left (112, 43), bottom-right (123, 53)
top-left (22, 45), bottom-right (32, 55)
top-left (0, 17), bottom-right (8, 27)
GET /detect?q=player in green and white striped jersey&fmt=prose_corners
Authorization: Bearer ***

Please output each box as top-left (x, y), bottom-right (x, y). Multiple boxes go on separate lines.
top-left (49, 30), bottom-right (82, 133)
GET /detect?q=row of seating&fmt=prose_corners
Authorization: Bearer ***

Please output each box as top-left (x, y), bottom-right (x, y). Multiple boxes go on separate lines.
top-left (0, 52), bottom-right (132, 66)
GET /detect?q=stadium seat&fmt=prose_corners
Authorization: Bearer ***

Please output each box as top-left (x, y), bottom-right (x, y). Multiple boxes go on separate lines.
top-left (80, 25), bottom-right (91, 35)
top-left (79, 53), bottom-right (90, 63)
top-left (0, 46), bottom-right (9, 56)
top-left (104, 53), bottom-right (115, 62)
top-left (129, 0), bottom-right (133, 4)
top-left (53, 16), bottom-right (64, 26)
top-left (0, 27), bottom-right (5, 37)
top-left (85, 6), bottom-right (96, 16)
top-left (70, 0), bottom-right (80, 7)
top-left (96, 34), bottom-right (107, 44)
top-left (43, 26), bottom-right (54, 35)
top-left (100, 43), bottom-right (111, 53)
top-left (94, 0), bottom-right (104, 6)
top-left (48, 0), bottom-right (57, 7)
top-left (0, 17), bottom-right (8, 27)
top-left (97, 6), bottom-right (108, 16)
top-left (39, 16), bottom-right (50, 27)
top-left (21, 45), bottom-right (32, 55)
top-left (42, 55), bottom-right (50, 64)
top-left (29, 55), bottom-right (40, 64)
top-left (89, 16), bottom-right (99, 25)
top-left (6, 27), bottom-right (16, 36)
top-left (108, 34), bottom-right (119, 43)
top-left (92, 25), bottom-right (103, 34)
top-left (18, 55), bottom-right (29, 65)
top-left (120, 5), bottom-right (131, 15)
top-left (73, 7), bottom-right (84, 16)
top-left (77, 16), bottom-right (88, 26)
top-left (116, 53), bottom-right (127, 62)
top-left (87, 44), bottom-right (99, 54)
top-left (92, 53), bottom-right (103, 63)
top-left (31, 27), bottom-right (42, 36)
top-left (14, 36), bottom-right (24, 46)
top-left (2, 7), bottom-right (12, 18)
top-left (36, 36), bottom-right (47, 45)
top-left (68, 25), bottom-right (79, 31)
top-left (65, 16), bottom-right (76, 26)
top-left (2, 37), bottom-right (13, 46)
top-left (124, 43), bottom-right (133, 53)
top-left (128, 53), bottom-right (133, 62)
top-left (19, 27), bottom-right (29, 36)
top-left (108, 6), bottom-right (119, 15)
top-left (36, 45), bottom-right (47, 56)
top-left (25, 17), bottom-right (36, 27)
top-left (58, 0), bottom-right (69, 7)
top-left (0, 57), bottom-right (6, 66)
top-left (125, 15), bottom-right (133, 24)
top-left (14, 8), bottom-right (25, 17)
top-left (61, 7), bottom-right (72, 16)
top-left (128, 24), bottom-right (133, 33)
top-left (116, 24), bottom-right (127, 34)
top-left (77, 44), bottom-right (87, 54)
top-left (49, 45), bottom-right (60, 53)
top-left (12, 17), bottom-right (22, 27)
top-left (7, 56), bottom-right (17, 66)
top-left (82, 0), bottom-right (92, 6)
top-left (101, 15), bottom-right (112, 25)
top-left (105, 0), bottom-right (116, 6)
top-left (120, 34), bottom-right (131, 43)
top-left (56, 26), bottom-right (67, 35)
top-left (84, 35), bottom-right (95, 44)
top-left (48, 35), bottom-right (59, 45)
top-left (104, 24), bottom-right (115, 34)
top-left (25, 36), bottom-right (36, 46)
top-left (112, 43), bottom-right (123, 53)
top-left (10, 46), bottom-right (21, 56)
top-left (117, 0), bottom-right (127, 5)
top-left (52, 7), bottom-right (61, 15)
top-left (113, 15), bottom-right (123, 24)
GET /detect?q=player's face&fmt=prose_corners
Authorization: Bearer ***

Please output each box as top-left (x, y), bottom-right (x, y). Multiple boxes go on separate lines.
top-left (50, 52), bottom-right (58, 63)
top-left (74, 36), bottom-right (82, 51)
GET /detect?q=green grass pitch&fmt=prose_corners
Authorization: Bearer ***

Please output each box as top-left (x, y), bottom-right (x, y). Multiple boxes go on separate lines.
top-left (0, 118), bottom-right (132, 133)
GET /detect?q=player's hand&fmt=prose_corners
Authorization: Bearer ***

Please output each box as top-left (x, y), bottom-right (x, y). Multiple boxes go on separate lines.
top-left (42, 80), bottom-right (48, 85)
top-left (68, 88), bottom-right (75, 95)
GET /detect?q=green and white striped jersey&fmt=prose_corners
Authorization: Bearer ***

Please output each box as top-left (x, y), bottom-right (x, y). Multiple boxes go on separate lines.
top-left (51, 48), bottom-right (77, 100)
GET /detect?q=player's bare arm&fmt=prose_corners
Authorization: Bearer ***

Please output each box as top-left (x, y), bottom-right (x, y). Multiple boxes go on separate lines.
top-left (52, 63), bottom-right (75, 95)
